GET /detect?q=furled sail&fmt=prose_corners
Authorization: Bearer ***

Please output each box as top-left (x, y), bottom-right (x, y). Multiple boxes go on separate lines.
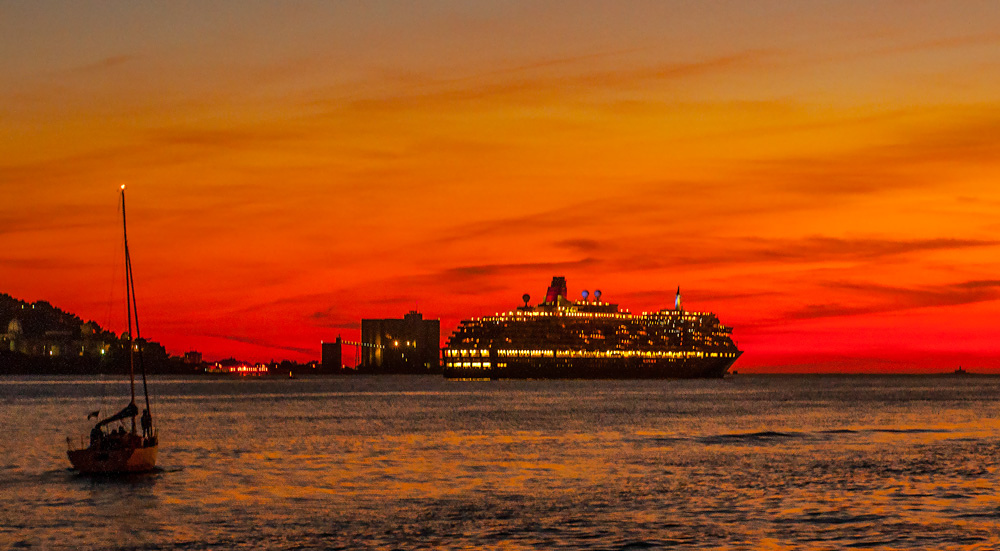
top-left (95, 402), bottom-right (138, 428)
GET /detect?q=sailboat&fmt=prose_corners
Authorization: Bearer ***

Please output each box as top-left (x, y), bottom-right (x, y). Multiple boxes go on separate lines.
top-left (67, 185), bottom-right (158, 473)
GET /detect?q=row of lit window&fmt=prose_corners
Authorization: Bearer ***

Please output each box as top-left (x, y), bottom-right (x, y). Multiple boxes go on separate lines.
top-left (458, 322), bottom-right (726, 334)
top-left (471, 315), bottom-right (725, 330)
top-left (486, 312), bottom-right (634, 322)
top-left (446, 349), bottom-right (739, 359)
top-left (206, 365), bottom-right (269, 374)
top-left (445, 349), bottom-right (490, 357)
top-left (449, 329), bottom-right (734, 346)
top-left (445, 361), bottom-right (492, 368)
top-left (444, 352), bottom-right (740, 367)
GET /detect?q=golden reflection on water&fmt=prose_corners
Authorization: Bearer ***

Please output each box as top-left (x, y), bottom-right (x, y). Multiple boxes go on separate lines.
top-left (5, 375), bottom-right (1000, 549)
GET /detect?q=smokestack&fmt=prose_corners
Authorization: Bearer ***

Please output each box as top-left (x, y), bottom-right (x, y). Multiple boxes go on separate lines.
top-left (544, 276), bottom-right (568, 303)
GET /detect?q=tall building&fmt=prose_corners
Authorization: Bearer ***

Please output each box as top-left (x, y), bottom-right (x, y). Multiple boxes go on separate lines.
top-left (321, 337), bottom-right (343, 371)
top-left (360, 311), bottom-right (440, 373)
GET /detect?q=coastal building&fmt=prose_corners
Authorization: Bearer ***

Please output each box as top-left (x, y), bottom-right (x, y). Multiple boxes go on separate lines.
top-left (4, 319), bottom-right (23, 353)
top-left (360, 311), bottom-right (440, 373)
top-left (3, 317), bottom-right (109, 357)
top-left (321, 337), bottom-right (343, 371)
top-left (207, 358), bottom-right (268, 376)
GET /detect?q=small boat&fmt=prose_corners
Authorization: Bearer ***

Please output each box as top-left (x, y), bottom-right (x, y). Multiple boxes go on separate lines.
top-left (67, 186), bottom-right (158, 474)
top-left (954, 366), bottom-right (969, 375)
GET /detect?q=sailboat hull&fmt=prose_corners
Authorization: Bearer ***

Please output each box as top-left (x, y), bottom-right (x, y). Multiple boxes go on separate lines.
top-left (68, 443), bottom-right (157, 474)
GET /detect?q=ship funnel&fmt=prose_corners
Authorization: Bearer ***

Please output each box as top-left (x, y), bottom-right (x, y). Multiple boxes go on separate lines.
top-left (544, 276), bottom-right (568, 303)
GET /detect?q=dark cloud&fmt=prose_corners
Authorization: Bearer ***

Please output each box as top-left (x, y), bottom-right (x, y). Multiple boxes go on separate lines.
top-left (834, 31), bottom-right (1000, 63)
top-left (785, 303), bottom-right (876, 320)
top-left (0, 205), bottom-right (112, 236)
top-left (742, 107), bottom-right (1000, 199)
top-left (146, 125), bottom-right (309, 149)
top-left (723, 237), bottom-right (998, 265)
top-left (0, 145), bottom-right (145, 189)
top-left (199, 332), bottom-right (313, 355)
top-left (500, 47), bottom-right (651, 72)
top-left (338, 50), bottom-right (776, 112)
top-left (420, 105), bottom-right (1000, 264)
top-left (568, 235), bottom-right (998, 274)
top-left (880, 114), bottom-right (1000, 166)
top-left (0, 123), bottom-right (316, 190)
top-left (219, 290), bottom-right (340, 317)
top-left (747, 157), bottom-right (917, 197)
top-left (439, 258), bottom-right (599, 279)
top-left (618, 288), bottom-right (778, 304)
top-left (787, 279), bottom-right (1000, 320)
top-left (355, 259), bottom-right (600, 302)
top-left (75, 55), bottom-right (133, 74)
top-left (556, 239), bottom-right (601, 253)
top-left (431, 206), bottom-right (601, 246)
top-left (430, 191), bottom-right (684, 248)
top-left (307, 310), bottom-right (360, 330)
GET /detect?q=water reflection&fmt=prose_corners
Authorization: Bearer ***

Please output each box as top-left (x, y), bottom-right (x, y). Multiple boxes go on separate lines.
top-left (3, 375), bottom-right (1000, 549)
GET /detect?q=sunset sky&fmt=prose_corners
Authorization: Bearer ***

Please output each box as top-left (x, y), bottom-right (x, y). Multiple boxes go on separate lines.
top-left (3, 2), bottom-right (1000, 371)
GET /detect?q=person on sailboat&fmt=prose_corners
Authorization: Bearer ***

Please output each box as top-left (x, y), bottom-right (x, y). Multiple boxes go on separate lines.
top-left (90, 426), bottom-right (103, 447)
top-left (141, 408), bottom-right (152, 440)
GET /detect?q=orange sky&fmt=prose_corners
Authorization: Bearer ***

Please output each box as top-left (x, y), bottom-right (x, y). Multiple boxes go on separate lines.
top-left (3, 2), bottom-right (1000, 371)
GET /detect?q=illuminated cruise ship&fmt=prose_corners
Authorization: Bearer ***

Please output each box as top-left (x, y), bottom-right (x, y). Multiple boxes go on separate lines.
top-left (443, 276), bottom-right (742, 379)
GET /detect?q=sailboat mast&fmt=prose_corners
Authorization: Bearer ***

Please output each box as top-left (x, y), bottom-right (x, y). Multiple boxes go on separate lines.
top-left (125, 239), bottom-right (152, 411)
top-left (126, 230), bottom-right (152, 414)
top-left (121, 186), bottom-right (137, 407)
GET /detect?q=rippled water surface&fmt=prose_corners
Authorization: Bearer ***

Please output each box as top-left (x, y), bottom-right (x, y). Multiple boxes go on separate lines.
top-left (3, 374), bottom-right (1000, 550)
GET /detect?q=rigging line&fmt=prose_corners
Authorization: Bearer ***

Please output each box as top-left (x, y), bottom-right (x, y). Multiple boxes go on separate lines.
top-left (127, 234), bottom-right (151, 415)
top-left (100, 196), bottom-right (126, 415)
top-left (122, 190), bottom-right (136, 409)
top-left (121, 188), bottom-right (152, 417)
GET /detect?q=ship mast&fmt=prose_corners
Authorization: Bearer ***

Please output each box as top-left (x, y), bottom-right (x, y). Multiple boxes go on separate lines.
top-left (121, 186), bottom-right (151, 432)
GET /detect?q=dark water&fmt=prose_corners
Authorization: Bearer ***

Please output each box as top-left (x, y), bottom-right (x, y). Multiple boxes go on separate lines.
top-left (3, 374), bottom-right (1000, 550)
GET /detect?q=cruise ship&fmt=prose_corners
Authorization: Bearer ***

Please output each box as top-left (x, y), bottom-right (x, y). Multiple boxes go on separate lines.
top-left (443, 276), bottom-right (742, 379)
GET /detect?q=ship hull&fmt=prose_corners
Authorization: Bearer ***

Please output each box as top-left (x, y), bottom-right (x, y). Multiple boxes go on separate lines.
top-left (443, 352), bottom-right (741, 380)
top-left (67, 443), bottom-right (157, 474)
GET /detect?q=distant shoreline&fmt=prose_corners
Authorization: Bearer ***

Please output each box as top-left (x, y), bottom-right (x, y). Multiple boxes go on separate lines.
top-left (1, 369), bottom-right (994, 379)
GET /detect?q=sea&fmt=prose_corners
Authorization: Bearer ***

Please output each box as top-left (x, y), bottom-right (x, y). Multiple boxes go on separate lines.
top-left (2, 374), bottom-right (1000, 550)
